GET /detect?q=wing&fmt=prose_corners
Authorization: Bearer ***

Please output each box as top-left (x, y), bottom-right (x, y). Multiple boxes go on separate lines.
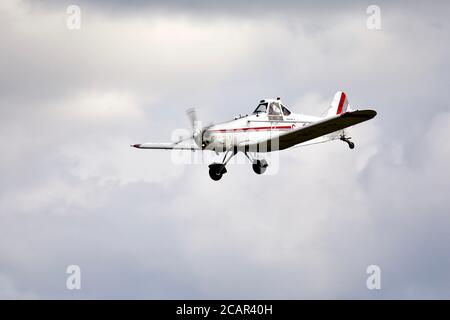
top-left (131, 143), bottom-right (201, 151)
top-left (248, 109), bottom-right (376, 151)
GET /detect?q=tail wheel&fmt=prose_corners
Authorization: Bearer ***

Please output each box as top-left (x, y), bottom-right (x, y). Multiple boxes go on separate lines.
top-left (252, 159), bottom-right (268, 175)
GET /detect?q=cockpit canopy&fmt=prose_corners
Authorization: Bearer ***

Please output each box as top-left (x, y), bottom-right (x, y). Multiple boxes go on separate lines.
top-left (253, 100), bottom-right (291, 116)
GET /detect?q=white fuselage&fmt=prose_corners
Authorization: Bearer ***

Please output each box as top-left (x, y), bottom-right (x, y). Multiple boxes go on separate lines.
top-left (198, 110), bottom-right (322, 152)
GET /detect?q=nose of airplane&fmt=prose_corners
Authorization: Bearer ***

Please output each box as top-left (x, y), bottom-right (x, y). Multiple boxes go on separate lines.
top-left (131, 144), bottom-right (141, 148)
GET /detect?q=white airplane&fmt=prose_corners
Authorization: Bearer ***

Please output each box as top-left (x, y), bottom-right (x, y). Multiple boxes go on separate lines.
top-left (132, 91), bottom-right (376, 181)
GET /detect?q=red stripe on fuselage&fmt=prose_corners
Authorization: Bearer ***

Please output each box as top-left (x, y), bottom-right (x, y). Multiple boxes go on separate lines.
top-left (210, 125), bottom-right (292, 133)
top-left (336, 92), bottom-right (346, 115)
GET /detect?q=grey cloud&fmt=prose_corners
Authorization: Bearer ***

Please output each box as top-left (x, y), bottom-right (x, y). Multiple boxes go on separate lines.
top-left (1, 0), bottom-right (450, 299)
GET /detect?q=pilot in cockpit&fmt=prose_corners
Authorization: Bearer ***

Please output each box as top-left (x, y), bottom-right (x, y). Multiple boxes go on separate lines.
top-left (268, 102), bottom-right (281, 116)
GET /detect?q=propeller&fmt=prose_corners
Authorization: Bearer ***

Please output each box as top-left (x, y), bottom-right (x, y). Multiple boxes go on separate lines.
top-left (173, 108), bottom-right (213, 146)
top-left (186, 108), bottom-right (199, 130)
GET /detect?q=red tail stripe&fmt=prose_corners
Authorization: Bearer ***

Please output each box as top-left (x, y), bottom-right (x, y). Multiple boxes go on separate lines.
top-left (336, 92), bottom-right (346, 114)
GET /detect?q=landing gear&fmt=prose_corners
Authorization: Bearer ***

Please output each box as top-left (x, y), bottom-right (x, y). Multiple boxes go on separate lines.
top-left (245, 151), bottom-right (268, 175)
top-left (252, 159), bottom-right (268, 175)
top-left (207, 149), bottom-right (269, 180)
top-left (208, 149), bottom-right (236, 181)
top-left (208, 163), bottom-right (227, 181)
top-left (340, 135), bottom-right (355, 149)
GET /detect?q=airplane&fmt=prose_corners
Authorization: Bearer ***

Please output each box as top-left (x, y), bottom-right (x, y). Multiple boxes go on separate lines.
top-left (131, 91), bottom-right (377, 181)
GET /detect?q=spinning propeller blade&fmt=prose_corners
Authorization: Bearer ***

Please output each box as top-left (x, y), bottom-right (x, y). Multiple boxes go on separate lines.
top-left (186, 108), bottom-right (199, 130)
top-left (173, 108), bottom-right (214, 148)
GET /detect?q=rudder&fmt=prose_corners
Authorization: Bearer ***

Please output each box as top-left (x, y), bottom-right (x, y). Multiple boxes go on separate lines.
top-left (326, 91), bottom-right (349, 117)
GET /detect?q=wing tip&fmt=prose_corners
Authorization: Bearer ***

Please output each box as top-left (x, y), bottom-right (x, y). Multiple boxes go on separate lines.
top-left (366, 109), bottom-right (377, 119)
top-left (344, 109), bottom-right (377, 119)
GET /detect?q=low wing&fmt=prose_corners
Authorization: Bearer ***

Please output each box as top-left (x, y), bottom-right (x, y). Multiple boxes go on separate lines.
top-left (131, 143), bottom-right (201, 151)
top-left (249, 109), bottom-right (377, 151)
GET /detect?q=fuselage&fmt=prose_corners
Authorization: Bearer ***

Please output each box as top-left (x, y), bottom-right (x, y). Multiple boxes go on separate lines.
top-left (196, 99), bottom-right (322, 152)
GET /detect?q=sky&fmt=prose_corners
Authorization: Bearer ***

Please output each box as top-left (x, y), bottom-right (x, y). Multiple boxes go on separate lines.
top-left (0, 0), bottom-right (450, 299)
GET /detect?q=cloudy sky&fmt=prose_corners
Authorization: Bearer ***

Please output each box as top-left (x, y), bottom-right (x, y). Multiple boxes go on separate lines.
top-left (1, 0), bottom-right (449, 299)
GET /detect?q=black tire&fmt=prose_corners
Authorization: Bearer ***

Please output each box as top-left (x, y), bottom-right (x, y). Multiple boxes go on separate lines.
top-left (209, 167), bottom-right (223, 181)
top-left (252, 160), bottom-right (267, 175)
top-left (349, 142), bottom-right (355, 149)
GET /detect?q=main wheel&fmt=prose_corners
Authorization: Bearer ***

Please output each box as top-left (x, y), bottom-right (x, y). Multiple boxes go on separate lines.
top-left (208, 163), bottom-right (226, 181)
top-left (209, 167), bottom-right (223, 181)
top-left (252, 159), bottom-right (268, 175)
top-left (348, 141), bottom-right (355, 149)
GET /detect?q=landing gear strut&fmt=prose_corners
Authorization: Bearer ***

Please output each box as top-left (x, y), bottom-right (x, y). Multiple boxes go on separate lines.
top-left (208, 149), bottom-right (237, 181)
top-left (340, 135), bottom-right (355, 149)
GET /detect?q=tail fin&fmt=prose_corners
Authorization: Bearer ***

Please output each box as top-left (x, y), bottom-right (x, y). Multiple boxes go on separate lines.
top-left (326, 91), bottom-right (350, 117)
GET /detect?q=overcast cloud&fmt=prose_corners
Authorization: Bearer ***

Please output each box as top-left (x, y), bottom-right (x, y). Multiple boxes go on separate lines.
top-left (0, 0), bottom-right (450, 299)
